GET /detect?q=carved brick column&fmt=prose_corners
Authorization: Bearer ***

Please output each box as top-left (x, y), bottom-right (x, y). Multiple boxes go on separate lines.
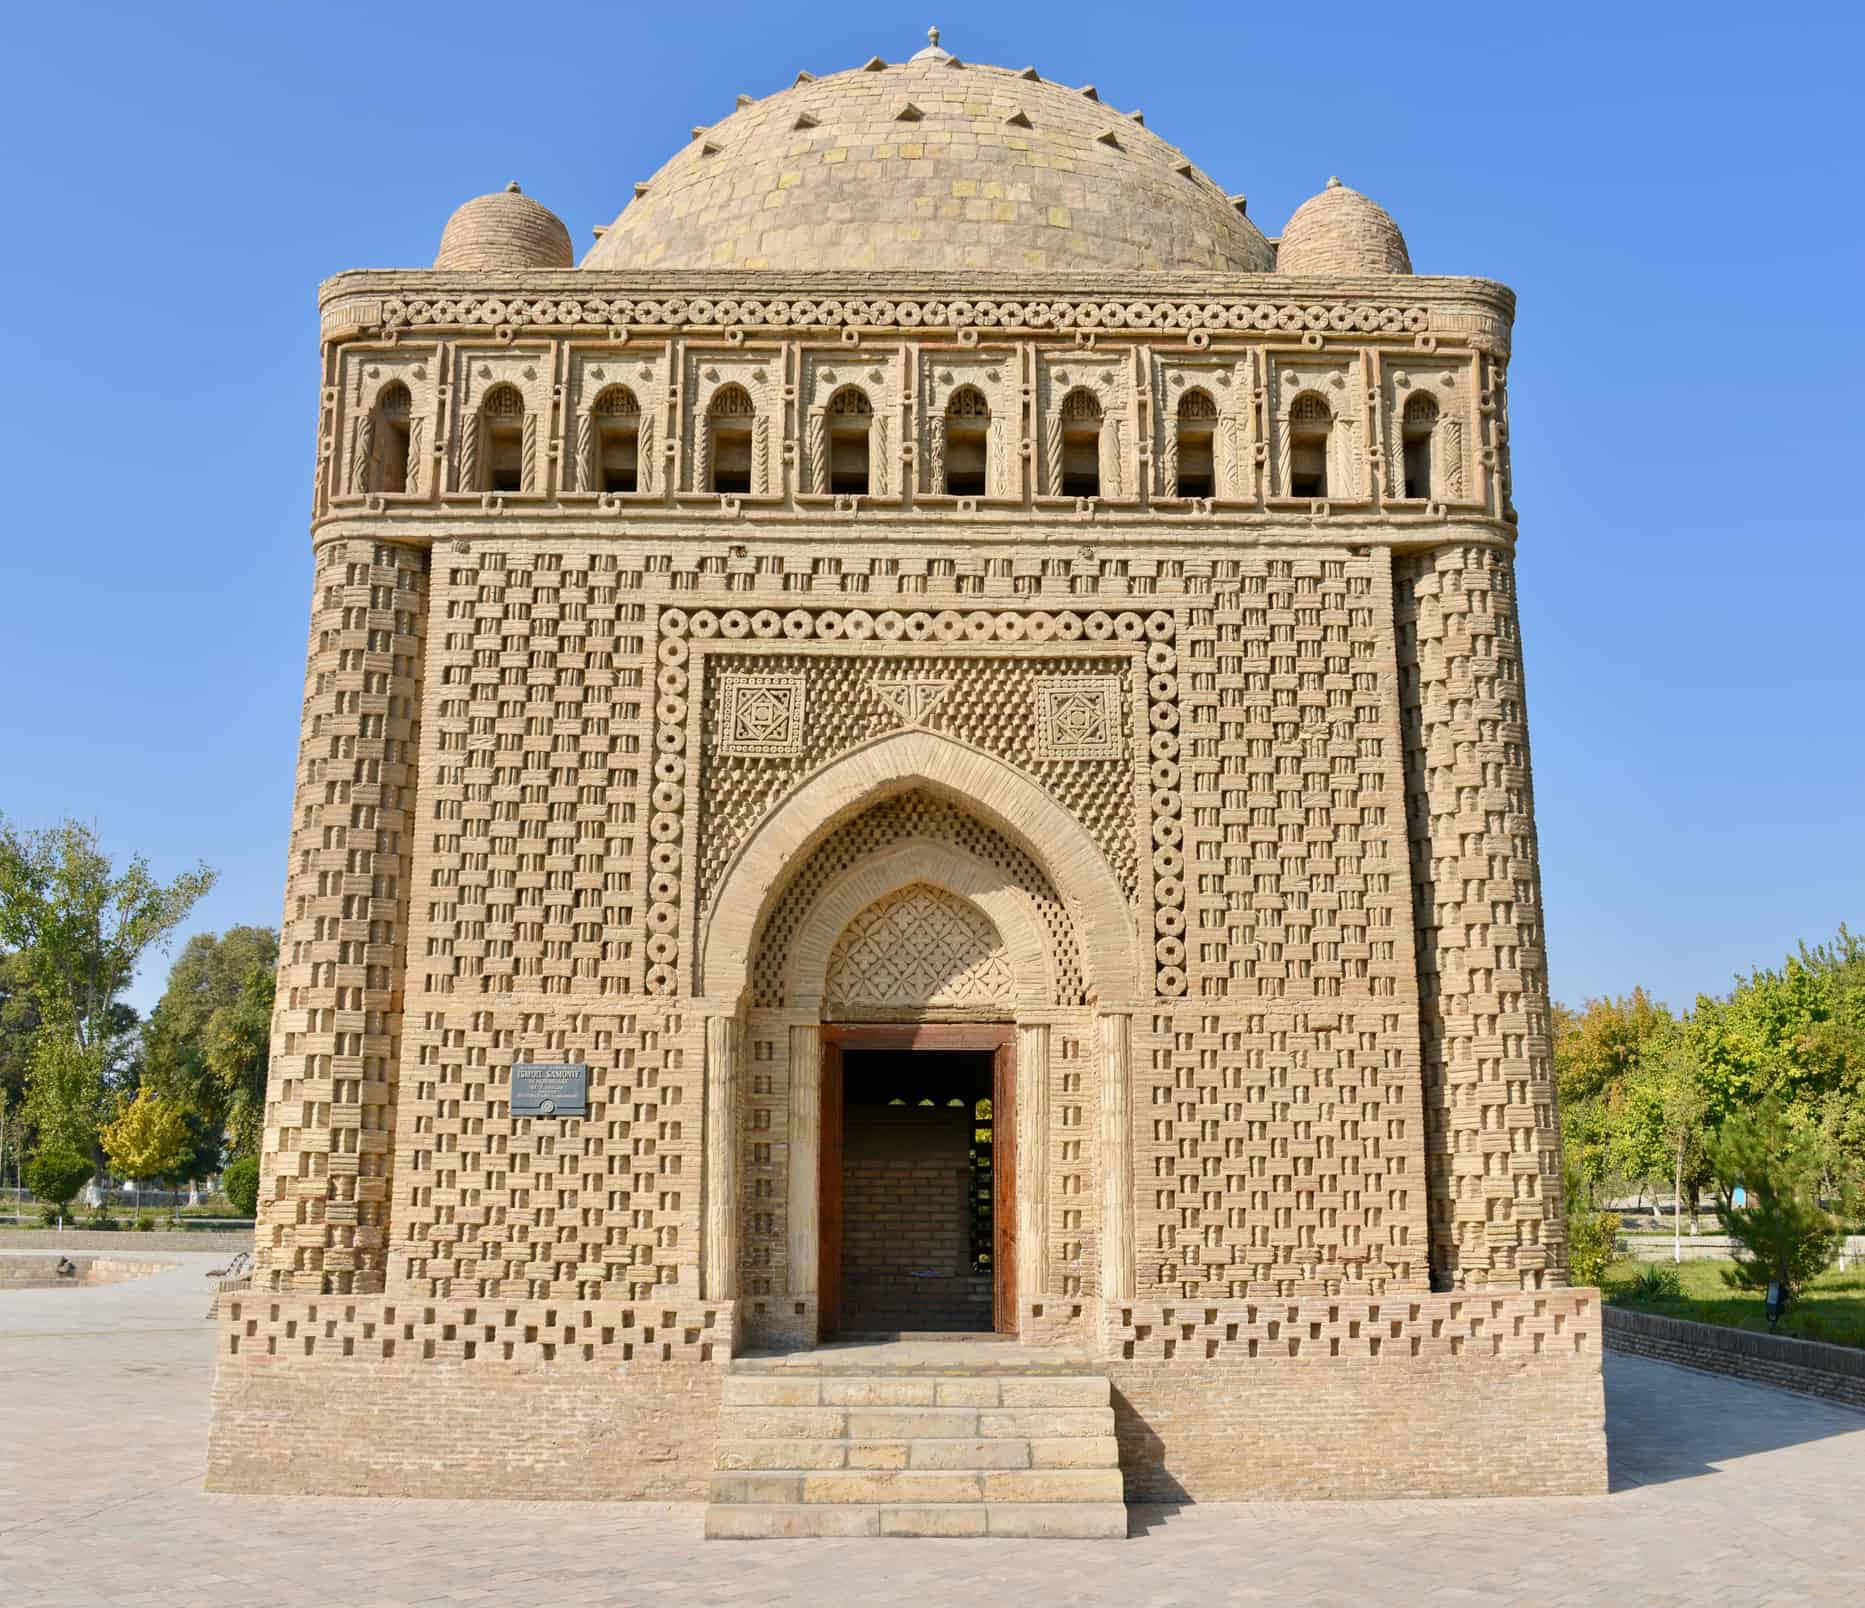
top-left (1397, 544), bottom-right (1567, 1289)
top-left (1015, 1021), bottom-right (1050, 1310)
top-left (1097, 1009), bottom-right (1134, 1302)
top-left (258, 537), bottom-right (425, 1293)
top-left (787, 1022), bottom-right (822, 1301)
top-left (703, 1007), bottom-right (742, 1301)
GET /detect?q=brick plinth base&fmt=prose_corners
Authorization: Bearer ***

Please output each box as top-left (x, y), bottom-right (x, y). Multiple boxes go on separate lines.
top-left (207, 1293), bottom-right (734, 1498)
top-left (1105, 1291), bottom-right (1608, 1500)
top-left (206, 1290), bottom-right (1607, 1501)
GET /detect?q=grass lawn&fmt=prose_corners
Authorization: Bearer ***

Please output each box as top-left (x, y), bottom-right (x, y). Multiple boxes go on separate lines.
top-left (1603, 1257), bottom-right (1865, 1349)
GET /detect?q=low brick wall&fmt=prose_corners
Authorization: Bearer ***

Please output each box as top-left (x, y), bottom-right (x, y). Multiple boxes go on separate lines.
top-left (1105, 1291), bottom-right (1607, 1499)
top-left (0, 1228), bottom-right (253, 1253)
top-left (1603, 1305), bottom-right (1865, 1410)
top-left (207, 1292), bottom-right (734, 1498)
top-left (0, 1254), bottom-right (176, 1288)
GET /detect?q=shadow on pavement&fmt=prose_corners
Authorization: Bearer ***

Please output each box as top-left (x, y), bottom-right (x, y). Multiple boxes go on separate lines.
top-left (1605, 1349), bottom-right (1865, 1491)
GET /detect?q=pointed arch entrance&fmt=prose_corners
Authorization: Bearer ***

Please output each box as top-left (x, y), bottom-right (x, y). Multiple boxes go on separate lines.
top-left (775, 845), bottom-right (1045, 1337)
top-left (694, 732), bottom-right (1142, 1343)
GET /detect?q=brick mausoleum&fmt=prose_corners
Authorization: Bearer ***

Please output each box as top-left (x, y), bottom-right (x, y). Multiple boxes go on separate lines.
top-left (208, 31), bottom-right (1606, 1535)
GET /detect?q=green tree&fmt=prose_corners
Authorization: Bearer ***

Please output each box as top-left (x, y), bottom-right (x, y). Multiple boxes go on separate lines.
top-left (142, 926), bottom-right (277, 1165)
top-left (23, 1147), bottom-right (92, 1217)
top-left (0, 819), bottom-right (214, 1167)
top-left (1562, 1152), bottom-right (1619, 1287)
top-left (102, 1089), bottom-right (192, 1194)
top-left (25, 1023), bottom-right (107, 1163)
top-left (1710, 1098), bottom-right (1848, 1301)
top-left (1616, 1024), bottom-right (1711, 1254)
top-left (221, 1154), bottom-right (260, 1219)
top-left (0, 950), bottom-right (42, 1190)
top-left (1555, 990), bottom-right (1675, 1210)
top-left (1688, 928), bottom-right (1865, 1125)
top-left (201, 957), bottom-right (275, 1158)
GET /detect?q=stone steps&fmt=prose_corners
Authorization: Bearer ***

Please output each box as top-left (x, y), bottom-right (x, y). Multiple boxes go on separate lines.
top-left (705, 1358), bottom-right (1127, 1540)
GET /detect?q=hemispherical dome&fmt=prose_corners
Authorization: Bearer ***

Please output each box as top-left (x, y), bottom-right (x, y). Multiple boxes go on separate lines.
top-left (1275, 178), bottom-right (1411, 276)
top-left (435, 183), bottom-right (574, 271)
top-left (584, 53), bottom-right (1272, 273)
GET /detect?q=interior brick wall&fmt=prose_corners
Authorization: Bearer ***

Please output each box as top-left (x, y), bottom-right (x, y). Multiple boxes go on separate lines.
top-left (840, 1104), bottom-right (990, 1331)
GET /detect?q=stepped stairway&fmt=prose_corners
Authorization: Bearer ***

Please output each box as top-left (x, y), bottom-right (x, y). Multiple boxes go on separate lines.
top-left (705, 1339), bottom-right (1127, 1539)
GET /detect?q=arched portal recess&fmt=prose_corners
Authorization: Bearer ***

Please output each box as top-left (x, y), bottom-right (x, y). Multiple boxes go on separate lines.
top-left (694, 732), bottom-right (1142, 1341)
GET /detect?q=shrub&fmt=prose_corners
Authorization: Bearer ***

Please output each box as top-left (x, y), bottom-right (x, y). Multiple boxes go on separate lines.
top-left (1712, 1099), bottom-right (1848, 1299)
top-left (222, 1156), bottom-right (260, 1219)
top-left (1629, 1264), bottom-right (1683, 1302)
top-left (132, 1211), bottom-right (155, 1232)
top-left (24, 1148), bottom-right (93, 1215)
top-left (1567, 1210), bottom-right (1619, 1288)
top-left (86, 1204), bottom-right (121, 1231)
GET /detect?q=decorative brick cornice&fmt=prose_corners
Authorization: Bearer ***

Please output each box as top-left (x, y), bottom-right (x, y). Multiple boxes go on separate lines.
top-left (319, 269), bottom-right (1513, 355)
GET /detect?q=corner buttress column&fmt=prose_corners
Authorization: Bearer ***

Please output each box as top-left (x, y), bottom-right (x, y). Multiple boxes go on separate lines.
top-left (1396, 544), bottom-right (1567, 1290)
top-left (259, 537), bottom-right (426, 1294)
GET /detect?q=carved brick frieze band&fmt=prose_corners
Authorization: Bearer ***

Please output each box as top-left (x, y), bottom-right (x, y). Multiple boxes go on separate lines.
top-left (342, 291), bottom-right (1472, 343)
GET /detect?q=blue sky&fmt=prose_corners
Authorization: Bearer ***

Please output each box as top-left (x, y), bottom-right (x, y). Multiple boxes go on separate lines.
top-left (2, 1), bottom-right (1860, 1018)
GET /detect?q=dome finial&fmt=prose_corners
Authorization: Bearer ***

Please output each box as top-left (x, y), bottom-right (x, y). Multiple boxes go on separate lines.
top-left (506, 180), bottom-right (523, 193)
top-left (911, 23), bottom-right (954, 63)
top-left (1326, 175), bottom-right (1341, 189)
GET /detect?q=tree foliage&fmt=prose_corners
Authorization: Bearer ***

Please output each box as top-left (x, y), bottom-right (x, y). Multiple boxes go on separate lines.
top-left (23, 1146), bottom-right (91, 1212)
top-left (222, 1154), bottom-right (260, 1218)
top-left (0, 949), bottom-right (41, 1123)
top-left (1555, 990), bottom-right (1686, 1209)
top-left (202, 957), bottom-right (275, 1158)
top-left (142, 926), bottom-right (276, 1163)
top-left (1710, 1098), bottom-right (1848, 1298)
top-left (25, 1025), bottom-right (108, 1162)
top-left (102, 1088), bottom-right (192, 1186)
top-left (0, 820), bottom-right (215, 1052)
top-left (1562, 1153), bottom-right (1619, 1287)
top-left (1690, 927), bottom-right (1865, 1193)
top-left (0, 819), bottom-right (214, 1167)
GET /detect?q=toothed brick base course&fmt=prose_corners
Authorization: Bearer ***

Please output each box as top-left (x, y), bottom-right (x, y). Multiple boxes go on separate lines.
top-left (209, 1289), bottom-right (1604, 1500)
top-left (1106, 1291), bottom-right (1607, 1499)
top-left (207, 1293), bottom-right (733, 1498)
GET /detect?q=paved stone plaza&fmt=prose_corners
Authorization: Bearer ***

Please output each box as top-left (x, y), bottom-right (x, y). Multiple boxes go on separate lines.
top-left (3, 1256), bottom-right (1861, 1603)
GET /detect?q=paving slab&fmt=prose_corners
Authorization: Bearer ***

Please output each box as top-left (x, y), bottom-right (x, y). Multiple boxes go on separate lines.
top-left (4, 1262), bottom-right (1865, 1603)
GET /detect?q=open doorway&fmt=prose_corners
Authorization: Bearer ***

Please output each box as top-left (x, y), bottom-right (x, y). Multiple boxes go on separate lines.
top-left (819, 1029), bottom-right (1015, 1337)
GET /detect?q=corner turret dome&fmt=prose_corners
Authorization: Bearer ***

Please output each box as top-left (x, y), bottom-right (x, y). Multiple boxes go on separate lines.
top-left (583, 47), bottom-right (1273, 273)
top-left (435, 183), bottom-right (574, 271)
top-left (1276, 177), bottom-right (1411, 276)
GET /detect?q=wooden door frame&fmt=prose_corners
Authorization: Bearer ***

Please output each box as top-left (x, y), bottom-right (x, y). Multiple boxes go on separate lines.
top-left (819, 1023), bottom-right (1017, 1337)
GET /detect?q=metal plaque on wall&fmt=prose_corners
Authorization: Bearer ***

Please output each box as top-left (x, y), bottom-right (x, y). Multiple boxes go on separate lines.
top-left (510, 1062), bottom-right (589, 1118)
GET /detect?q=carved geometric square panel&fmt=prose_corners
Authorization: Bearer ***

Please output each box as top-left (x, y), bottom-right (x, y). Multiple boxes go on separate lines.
top-left (1033, 675), bottom-right (1124, 760)
top-left (716, 671), bottom-right (807, 756)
